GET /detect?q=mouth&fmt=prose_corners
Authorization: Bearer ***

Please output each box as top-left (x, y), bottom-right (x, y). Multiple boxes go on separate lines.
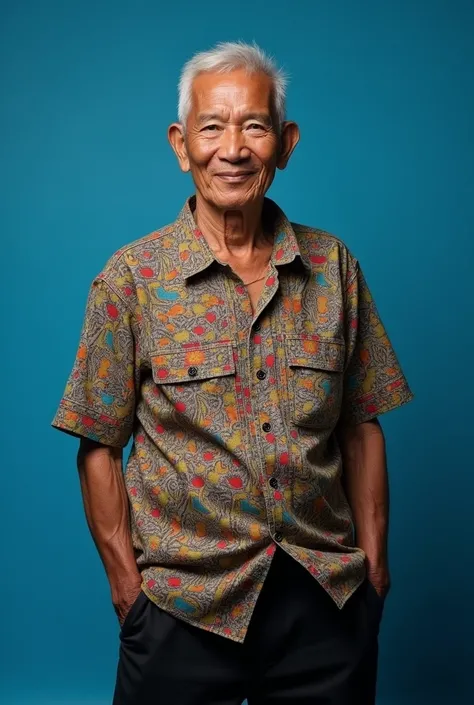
top-left (214, 171), bottom-right (256, 183)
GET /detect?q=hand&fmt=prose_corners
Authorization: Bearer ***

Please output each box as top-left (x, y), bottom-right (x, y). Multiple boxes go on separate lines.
top-left (112, 577), bottom-right (142, 627)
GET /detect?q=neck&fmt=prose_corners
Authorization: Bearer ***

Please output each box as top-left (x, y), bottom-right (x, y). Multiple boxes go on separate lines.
top-left (194, 192), bottom-right (265, 258)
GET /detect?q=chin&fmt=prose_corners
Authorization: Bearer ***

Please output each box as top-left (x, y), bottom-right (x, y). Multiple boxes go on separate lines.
top-left (208, 188), bottom-right (263, 210)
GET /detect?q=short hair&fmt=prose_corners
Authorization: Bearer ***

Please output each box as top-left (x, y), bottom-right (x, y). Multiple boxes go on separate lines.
top-left (178, 41), bottom-right (287, 130)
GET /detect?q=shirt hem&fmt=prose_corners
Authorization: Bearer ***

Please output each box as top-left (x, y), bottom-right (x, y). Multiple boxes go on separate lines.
top-left (51, 400), bottom-right (129, 448)
top-left (344, 383), bottom-right (414, 426)
top-left (140, 583), bottom-right (250, 644)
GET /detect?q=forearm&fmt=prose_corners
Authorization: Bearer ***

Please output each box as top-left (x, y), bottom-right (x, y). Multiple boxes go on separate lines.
top-left (339, 419), bottom-right (389, 565)
top-left (77, 439), bottom-right (140, 595)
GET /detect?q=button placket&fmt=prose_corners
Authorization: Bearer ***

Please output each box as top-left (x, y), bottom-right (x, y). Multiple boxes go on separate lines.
top-left (242, 271), bottom-right (285, 541)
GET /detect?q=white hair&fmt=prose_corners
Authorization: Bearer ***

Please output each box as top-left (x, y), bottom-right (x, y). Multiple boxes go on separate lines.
top-left (178, 41), bottom-right (287, 130)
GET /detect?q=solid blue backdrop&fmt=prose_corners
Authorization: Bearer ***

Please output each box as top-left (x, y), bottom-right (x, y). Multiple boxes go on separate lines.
top-left (2, 1), bottom-right (473, 704)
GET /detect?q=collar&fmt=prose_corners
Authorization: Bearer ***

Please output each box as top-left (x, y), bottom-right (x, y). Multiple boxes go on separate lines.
top-left (175, 195), bottom-right (311, 280)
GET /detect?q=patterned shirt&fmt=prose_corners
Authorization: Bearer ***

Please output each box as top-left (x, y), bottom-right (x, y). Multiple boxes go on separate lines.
top-left (52, 196), bottom-right (413, 643)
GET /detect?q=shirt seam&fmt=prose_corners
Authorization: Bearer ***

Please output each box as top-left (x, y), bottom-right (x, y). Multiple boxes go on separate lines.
top-left (345, 265), bottom-right (359, 292)
top-left (98, 275), bottom-right (133, 312)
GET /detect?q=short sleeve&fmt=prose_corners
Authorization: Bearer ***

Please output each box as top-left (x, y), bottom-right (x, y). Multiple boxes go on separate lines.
top-left (52, 278), bottom-right (137, 447)
top-left (341, 264), bottom-right (414, 425)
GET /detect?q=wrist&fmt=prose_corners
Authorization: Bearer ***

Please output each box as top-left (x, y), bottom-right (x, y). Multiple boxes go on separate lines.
top-left (109, 570), bottom-right (141, 601)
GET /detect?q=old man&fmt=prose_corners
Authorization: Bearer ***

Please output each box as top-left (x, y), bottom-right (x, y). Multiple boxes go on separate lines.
top-left (53, 41), bottom-right (413, 705)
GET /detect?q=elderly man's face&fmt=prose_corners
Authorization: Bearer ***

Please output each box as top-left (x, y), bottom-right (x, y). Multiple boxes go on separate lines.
top-left (170, 69), bottom-right (299, 210)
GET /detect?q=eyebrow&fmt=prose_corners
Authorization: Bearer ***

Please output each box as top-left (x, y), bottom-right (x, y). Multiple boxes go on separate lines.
top-left (196, 112), bottom-right (273, 127)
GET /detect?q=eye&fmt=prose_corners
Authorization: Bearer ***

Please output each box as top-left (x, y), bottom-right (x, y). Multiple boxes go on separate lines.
top-left (202, 124), bottom-right (220, 132)
top-left (246, 123), bottom-right (267, 133)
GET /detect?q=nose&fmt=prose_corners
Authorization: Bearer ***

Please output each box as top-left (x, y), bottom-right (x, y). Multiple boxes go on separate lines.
top-left (218, 126), bottom-right (250, 163)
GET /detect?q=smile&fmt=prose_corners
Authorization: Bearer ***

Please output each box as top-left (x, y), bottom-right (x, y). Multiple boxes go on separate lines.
top-left (215, 172), bottom-right (255, 183)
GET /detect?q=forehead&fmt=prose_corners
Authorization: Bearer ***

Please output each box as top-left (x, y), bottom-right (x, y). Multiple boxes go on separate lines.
top-left (190, 69), bottom-right (274, 116)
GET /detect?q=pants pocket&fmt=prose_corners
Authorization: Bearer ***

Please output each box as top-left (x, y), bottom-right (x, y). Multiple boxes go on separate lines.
top-left (365, 580), bottom-right (385, 635)
top-left (120, 590), bottom-right (147, 637)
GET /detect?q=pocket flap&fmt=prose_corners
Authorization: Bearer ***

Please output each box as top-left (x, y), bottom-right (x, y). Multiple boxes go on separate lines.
top-left (286, 336), bottom-right (345, 372)
top-left (151, 342), bottom-right (235, 383)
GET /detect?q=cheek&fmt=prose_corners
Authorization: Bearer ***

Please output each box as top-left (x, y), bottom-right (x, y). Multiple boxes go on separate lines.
top-left (256, 155), bottom-right (277, 183)
top-left (187, 137), bottom-right (217, 165)
top-left (253, 141), bottom-right (278, 169)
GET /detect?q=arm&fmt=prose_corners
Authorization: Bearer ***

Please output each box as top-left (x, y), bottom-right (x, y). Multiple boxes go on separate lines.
top-left (338, 418), bottom-right (390, 598)
top-left (77, 438), bottom-right (141, 624)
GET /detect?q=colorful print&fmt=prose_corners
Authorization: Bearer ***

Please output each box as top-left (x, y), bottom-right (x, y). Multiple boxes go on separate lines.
top-left (52, 196), bottom-right (413, 643)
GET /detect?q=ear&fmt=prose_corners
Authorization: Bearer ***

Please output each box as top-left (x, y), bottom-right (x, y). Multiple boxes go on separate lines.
top-left (168, 123), bottom-right (190, 172)
top-left (276, 121), bottom-right (300, 170)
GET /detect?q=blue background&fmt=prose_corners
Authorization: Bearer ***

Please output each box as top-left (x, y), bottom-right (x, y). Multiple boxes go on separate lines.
top-left (2, 1), bottom-right (473, 703)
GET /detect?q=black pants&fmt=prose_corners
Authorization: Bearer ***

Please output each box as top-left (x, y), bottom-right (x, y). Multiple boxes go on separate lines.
top-left (113, 548), bottom-right (383, 705)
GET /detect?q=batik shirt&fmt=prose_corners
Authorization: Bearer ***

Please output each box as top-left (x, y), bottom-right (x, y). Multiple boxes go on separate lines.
top-left (52, 196), bottom-right (413, 643)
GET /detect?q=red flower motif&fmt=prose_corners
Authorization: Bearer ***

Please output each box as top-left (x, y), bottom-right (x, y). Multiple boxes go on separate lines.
top-left (106, 304), bottom-right (118, 319)
top-left (140, 267), bottom-right (154, 278)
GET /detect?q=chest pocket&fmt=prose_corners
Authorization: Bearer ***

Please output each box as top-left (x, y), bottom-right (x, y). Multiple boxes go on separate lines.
top-left (151, 342), bottom-right (235, 383)
top-left (286, 336), bottom-right (345, 429)
top-left (150, 342), bottom-right (237, 423)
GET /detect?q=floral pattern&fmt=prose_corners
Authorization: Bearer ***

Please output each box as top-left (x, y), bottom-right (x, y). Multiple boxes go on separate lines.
top-left (52, 197), bottom-right (413, 643)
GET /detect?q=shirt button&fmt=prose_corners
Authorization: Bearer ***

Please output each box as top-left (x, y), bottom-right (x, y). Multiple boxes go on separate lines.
top-left (188, 366), bottom-right (198, 377)
top-left (274, 532), bottom-right (283, 543)
top-left (256, 369), bottom-right (266, 380)
top-left (269, 477), bottom-right (278, 489)
top-left (262, 422), bottom-right (272, 432)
